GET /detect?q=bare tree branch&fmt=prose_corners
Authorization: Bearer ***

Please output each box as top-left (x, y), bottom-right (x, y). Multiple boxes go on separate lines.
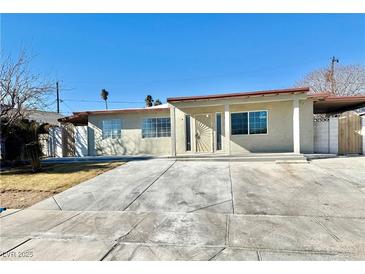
top-left (295, 64), bottom-right (365, 96)
top-left (0, 50), bottom-right (54, 126)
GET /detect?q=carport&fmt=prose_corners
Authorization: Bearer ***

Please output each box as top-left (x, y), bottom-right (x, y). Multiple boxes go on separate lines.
top-left (311, 93), bottom-right (365, 155)
top-left (311, 93), bottom-right (365, 114)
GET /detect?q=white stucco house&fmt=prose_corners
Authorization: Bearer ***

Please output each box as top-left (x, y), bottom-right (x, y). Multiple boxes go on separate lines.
top-left (59, 87), bottom-right (365, 157)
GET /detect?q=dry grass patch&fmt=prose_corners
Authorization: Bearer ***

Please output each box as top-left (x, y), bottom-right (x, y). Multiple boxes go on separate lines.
top-left (0, 161), bottom-right (124, 208)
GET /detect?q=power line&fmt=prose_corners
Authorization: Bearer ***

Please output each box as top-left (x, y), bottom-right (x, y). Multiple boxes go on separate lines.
top-left (62, 57), bottom-right (329, 86)
top-left (61, 98), bottom-right (143, 104)
top-left (60, 100), bottom-right (74, 114)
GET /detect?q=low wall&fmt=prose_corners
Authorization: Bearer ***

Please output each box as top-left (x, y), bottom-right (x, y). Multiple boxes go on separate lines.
top-left (313, 117), bottom-right (338, 154)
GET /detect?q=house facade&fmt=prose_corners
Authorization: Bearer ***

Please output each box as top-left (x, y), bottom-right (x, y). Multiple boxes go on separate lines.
top-left (60, 87), bottom-right (365, 157)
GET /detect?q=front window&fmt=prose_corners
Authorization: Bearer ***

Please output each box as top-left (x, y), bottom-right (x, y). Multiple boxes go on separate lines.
top-left (231, 112), bottom-right (248, 135)
top-left (249, 111), bottom-right (268, 134)
top-left (231, 111), bottom-right (268, 135)
top-left (102, 119), bottom-right (122, 139)
top-left (142, 117), bottom-right (171, 138)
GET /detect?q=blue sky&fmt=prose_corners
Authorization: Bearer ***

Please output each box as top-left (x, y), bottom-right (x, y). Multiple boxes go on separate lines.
top-left (1, 14), bottom-right (365, 114)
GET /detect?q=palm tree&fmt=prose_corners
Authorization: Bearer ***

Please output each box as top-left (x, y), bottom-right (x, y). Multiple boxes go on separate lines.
top-left (100, 89), bottom-right (109, 109)
top-left (154, 99), bottom-right (162, 106)
top-left (145, 95), bottom-right (154, 107)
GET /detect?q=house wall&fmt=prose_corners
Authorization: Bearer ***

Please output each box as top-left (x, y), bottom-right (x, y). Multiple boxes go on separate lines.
top-left (229, 101), bottom-right (292, 153)
top-left (75, 126), bottom-right (88, 157)
top-left (173, 96), bottom-right (314, 155)
top-left (229, 100), bottom-right (313, 154)
top-left (47, 127), bottom-right (63, 157)
top-left (300, 99), bottom-right (314, 154)
top-left (88, 111), bottom-right (172, 156)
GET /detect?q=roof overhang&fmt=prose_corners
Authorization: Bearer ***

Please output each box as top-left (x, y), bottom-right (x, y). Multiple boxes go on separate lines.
top-left (58, 113), bottom-right (88, 126)
top-left (167, 87), bottom-right (310, 103)
top-left (58, 107), bottom-right (170, 126)
top-left (311, 93), bottom-right (365, 114)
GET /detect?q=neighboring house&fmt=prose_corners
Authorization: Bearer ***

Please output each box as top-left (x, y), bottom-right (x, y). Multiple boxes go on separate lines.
top-left (60, 87), bottom-right (365, 156)
top-left (0, 110), bottom-right (67, 160)
top-left (27, 110), bottom-right (66, 158)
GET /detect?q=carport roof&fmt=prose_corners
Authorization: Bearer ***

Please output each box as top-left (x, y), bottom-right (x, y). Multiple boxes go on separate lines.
top-left (310, 93), bottom-right (365, 114)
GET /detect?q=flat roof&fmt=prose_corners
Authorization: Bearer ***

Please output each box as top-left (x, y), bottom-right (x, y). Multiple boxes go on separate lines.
top-left (310, 93), bottom-right (365, 114)
top-left (58, 106), bottom-right (169, 125)
top-left (73, 107), bottom-right (169, 116)
top-left (59, 88), bottom-right (365, 125)
top-left (167, 87), bottom-right (310, 103)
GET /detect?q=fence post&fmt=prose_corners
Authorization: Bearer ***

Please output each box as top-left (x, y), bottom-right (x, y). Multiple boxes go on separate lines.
top-left (329, 116), bottom-right (339, 154)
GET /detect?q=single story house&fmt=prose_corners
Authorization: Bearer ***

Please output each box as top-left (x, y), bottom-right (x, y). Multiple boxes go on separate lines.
top-left (60, 87), bottom-right (365, 157)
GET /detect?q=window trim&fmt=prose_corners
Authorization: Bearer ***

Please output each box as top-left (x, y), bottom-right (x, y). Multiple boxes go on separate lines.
top-left (102, 119), bottom-right (122, 140)
top-left (215, 112), bottom-right (223, 151)
top-left (141, 116), bottom-right (171, 139)
top-left (184, 114), bottom-right (192, 151)
top-left (230, 110), bottom-right (268, 136)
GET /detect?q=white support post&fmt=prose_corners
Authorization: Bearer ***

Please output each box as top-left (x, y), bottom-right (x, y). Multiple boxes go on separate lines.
top-left (293, 99), bottom-right (301, 154)
top-left (170, 105), bottom-right (177, 156)
top-left (224, 104), bottom-right (231, 155)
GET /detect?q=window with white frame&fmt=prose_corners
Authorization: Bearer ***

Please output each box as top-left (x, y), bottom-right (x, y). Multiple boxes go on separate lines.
top-left (249, 111), bottom-right (268, 134)
top-left (142, 117), bottom-right (171, 138)
top-left (102, 119), bottom-right (122, 139)
top-left (231, 112), bottom-right (249, 135)
top-left (231, 111), bottom-right (267, 135)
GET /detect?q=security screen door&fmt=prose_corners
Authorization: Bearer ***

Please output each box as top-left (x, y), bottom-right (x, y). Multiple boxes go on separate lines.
top-left (195, 114), bottom-right (213, 153)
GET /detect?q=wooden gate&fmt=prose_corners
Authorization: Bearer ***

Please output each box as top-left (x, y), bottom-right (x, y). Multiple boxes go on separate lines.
top-left (338, 112), bottom-right (362, 154)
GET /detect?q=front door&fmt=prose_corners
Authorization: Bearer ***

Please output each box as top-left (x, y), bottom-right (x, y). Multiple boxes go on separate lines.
top-left (195, 114), bottom-right (213, 153)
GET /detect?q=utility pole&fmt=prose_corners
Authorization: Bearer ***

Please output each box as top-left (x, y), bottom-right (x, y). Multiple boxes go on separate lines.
top-left (329, 56), bottom-right (339, 94)
top-left (56, 81), bottom-right (60, 113)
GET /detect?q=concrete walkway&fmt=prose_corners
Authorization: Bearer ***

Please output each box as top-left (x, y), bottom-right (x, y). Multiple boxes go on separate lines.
top-left (1, 157), bottom-right (365, 260)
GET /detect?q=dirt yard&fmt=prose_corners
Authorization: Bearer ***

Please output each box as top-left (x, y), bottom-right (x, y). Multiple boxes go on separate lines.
top-left (0, 162), bottom-right (124, 209)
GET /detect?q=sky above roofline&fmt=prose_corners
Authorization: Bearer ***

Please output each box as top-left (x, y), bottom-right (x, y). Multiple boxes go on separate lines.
top-left (2, 14), bottom-right (365, 115)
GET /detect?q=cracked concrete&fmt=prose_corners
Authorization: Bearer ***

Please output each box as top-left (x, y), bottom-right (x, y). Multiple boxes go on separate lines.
top-left (30, 159), bottom-right (176, 211)
top-left (1, 157), bottom-right (364, 260)
top-left (125, 161), bottom-right (232, 214)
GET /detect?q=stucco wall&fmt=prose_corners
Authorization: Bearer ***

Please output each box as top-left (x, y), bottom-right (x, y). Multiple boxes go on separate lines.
top-left (229, 100), bottom-right (312, 154)
top-left (75, 126), bottom-right (88, 157)
top-left (299, 99), bottom-right (314, 153)
top-left (88, 111), bottom-right (171, 156)
top-left (229, 101), bottom-right (292, 153)
top-left (45, 127), bottom-right (63, 157)
top-left (172, 96), bottom-right (314, 155)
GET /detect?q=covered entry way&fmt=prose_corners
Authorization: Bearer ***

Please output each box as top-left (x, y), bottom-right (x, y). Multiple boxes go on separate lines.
top-left (195, 114), bottom-right (213, 153)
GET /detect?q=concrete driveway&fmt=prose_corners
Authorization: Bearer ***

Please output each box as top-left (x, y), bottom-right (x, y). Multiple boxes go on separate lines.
top-left (1, 157), bottom-right (365, 260)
